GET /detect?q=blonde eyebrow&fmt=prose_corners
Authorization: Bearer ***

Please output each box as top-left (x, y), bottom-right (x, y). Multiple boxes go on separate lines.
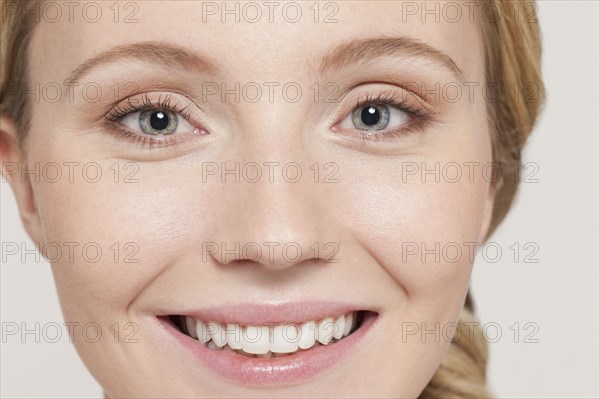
top-left (65, 37), bottom-right (465, 86)
top-left (318, 37), bottom-right (466, 82)
top-left (65, 41), bottom-right (219, 84)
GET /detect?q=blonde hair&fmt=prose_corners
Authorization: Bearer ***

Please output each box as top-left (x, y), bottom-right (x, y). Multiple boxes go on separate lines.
top-left (421, 1), bottom-right (545, 397)
top-left (1, 0), bottom-right (545, 397)
top-left (0, 0), bottom-right (38, 141)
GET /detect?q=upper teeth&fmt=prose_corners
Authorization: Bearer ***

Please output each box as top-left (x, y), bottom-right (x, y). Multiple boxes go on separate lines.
top-left (182, 312), bottom-right (357, 356)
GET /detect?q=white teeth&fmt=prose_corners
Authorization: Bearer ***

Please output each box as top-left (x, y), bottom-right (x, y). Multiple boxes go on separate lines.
top-left (298, 320), bottom-right (317, 349)
top-left (270, 324), bottom-right (299, 353)
top-left (207, 340), bottom-right (221, 350)
top-left (196, 320), bottom-right (211, 343)
top-left (225, 323), bottom-right (243, 350)
top-left (242, 325), bottom-right (270, 354)
top-left (317, 317), bottom-right (335, 345)
top-left (208, 321), bottom-right (227, 347)
top-left (185, 317), bottom-right (198, 339)
top-left (186, 311), bottom-right (361, 356)
top-left (344, 312), bottom-right (353, 336)
top-left (333, 314), bottom-right (345, 339)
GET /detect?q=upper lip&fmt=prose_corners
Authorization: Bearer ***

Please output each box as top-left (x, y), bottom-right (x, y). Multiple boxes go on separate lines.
top-left (166, 301), bottom-right (377, 325)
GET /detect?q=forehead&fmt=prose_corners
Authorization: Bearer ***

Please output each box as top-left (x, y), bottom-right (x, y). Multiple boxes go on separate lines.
top-left (29, 1), bottom-right (484, 86)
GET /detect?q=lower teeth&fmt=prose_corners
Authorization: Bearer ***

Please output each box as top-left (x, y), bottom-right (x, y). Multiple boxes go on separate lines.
top-left (205, 338), bottom-right (338, 358)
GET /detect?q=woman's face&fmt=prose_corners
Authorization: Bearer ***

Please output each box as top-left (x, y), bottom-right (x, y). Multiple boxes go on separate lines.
top-left (8, 1), bottom-right (494, 397)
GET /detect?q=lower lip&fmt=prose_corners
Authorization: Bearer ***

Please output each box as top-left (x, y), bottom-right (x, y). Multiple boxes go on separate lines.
top-left (160, 312), bottom-right (378, 386)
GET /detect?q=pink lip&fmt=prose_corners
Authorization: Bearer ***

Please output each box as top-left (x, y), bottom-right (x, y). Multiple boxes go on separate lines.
top-left (155, 302), bottom-right (379, 386)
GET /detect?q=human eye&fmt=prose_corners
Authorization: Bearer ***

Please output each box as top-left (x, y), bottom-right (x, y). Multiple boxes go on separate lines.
top-left (334, 89), bottom-right (435, 142)
top-left (103, 92), bottom-right (208, 149)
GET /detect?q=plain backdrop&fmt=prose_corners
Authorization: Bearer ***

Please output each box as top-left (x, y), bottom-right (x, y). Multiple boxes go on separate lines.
top-left (1, 1), bottom-right (599, 397)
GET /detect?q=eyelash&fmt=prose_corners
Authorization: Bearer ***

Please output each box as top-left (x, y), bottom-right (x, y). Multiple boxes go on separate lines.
top-left (345, 91), bottom-right (434, 142)
top-left (102, 89), bottom-right (433, 149)
top-left (103, 93), bottom-right (197, 149)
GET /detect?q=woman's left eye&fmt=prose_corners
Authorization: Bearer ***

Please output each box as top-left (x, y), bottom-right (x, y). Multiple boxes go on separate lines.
top-left (119, 109), bottom-right (195, 136)
top-left (339, 102), bottom-right (412, 132)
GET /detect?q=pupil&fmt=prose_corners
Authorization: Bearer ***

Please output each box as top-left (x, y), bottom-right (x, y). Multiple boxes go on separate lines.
top-left (361, 106), bottom-right (380, 126)
top-left (150, 111), bottom-right (169, 131)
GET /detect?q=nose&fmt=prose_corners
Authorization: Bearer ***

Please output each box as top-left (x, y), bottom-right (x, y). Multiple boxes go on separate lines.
top-left (208, 161), bottom-right (334, 271)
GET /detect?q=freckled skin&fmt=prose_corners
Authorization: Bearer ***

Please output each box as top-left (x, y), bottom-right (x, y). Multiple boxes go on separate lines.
top-left (2, 1), bottom-right (495, 397)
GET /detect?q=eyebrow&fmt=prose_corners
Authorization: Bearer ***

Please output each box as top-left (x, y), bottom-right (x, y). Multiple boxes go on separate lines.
top-left (317, 37), bottom-right (466, 82)
top-left (65, 37), bottom-right (465, 85)
top-left (65, 41), bottom-right (218, 84)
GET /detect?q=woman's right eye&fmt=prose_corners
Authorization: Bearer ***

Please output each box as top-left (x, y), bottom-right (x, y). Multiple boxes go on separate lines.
top-left (102, 93), bottom-right (211, 149)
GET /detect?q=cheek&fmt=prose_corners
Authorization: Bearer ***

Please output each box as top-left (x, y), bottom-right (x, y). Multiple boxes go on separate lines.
top-left (334, 154), bottom-right (490, 318)
top-left (28, 153), bottom-right (211, 319)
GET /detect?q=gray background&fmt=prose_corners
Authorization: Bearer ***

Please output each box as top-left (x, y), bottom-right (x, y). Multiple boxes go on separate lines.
top-left (1, 1), bottom-right (599, 397)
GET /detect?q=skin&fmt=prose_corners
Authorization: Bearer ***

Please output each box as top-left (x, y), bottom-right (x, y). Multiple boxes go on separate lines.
top-left (1, 1), bottom-right (495, 397)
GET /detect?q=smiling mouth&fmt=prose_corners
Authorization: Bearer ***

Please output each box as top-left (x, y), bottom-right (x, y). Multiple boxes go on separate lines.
top-left (166, 310), bottom-right (369, 359)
